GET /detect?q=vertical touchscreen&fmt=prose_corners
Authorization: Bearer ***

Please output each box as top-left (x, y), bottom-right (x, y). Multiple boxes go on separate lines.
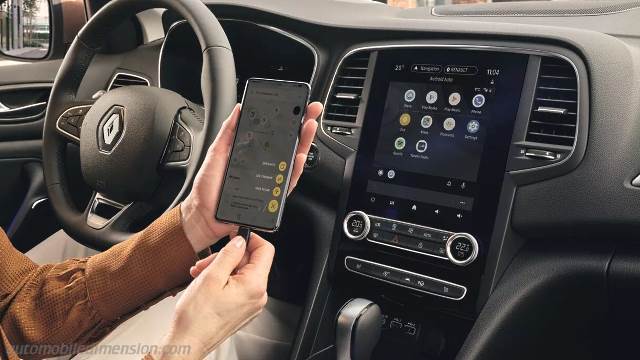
top-left (216, 79), bottom-right (310, 231)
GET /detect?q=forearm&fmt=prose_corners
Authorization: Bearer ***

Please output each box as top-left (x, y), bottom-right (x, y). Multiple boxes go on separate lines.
top-left (1, 206), bottom-right (199, 359)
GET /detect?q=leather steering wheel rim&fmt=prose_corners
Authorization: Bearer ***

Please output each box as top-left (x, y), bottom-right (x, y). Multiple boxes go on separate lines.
top-left (42, 0), bottom-right (236, 250)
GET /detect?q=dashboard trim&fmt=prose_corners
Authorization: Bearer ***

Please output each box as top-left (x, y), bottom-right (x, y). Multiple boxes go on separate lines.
top-left (158, 19), bottom-right (319, 94)
top-left (320, 43), bottom-right (581, 174)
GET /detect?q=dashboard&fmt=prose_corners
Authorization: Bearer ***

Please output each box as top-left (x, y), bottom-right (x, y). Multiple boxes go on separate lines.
top-left (103, 1), bottom-right (640, 359)
top-left (159, 19), bottom-right (316, 104)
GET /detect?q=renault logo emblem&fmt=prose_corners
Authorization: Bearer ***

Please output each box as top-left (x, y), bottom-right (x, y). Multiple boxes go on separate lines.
top-left (103, 113), bottom-right (121, 145)
top-left (98, 106), bottom-right (125, 153)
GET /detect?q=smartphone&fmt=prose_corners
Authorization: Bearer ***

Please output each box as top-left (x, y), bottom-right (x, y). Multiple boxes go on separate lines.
top-left (215, 78), bottom-right (311, 232)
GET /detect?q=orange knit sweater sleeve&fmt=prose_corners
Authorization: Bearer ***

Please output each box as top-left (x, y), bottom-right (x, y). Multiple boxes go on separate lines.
top-left (0, 206), bottom-right (198, 360)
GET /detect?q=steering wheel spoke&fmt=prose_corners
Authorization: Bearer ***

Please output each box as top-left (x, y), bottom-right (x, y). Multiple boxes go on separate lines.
top-left (56, 104), bottom-right (93, 143)
top-left (85, 192), bottom-right (131, 230)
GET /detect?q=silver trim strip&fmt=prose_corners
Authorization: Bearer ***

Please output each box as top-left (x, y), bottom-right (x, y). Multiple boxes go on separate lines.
top-left (31, 198), bottom-right (48, 210)
top-left (321, 44), bottom-right (581, 173)
top-left (537, 106), bottom-right (568, 115)
top-left (0, 101), bottom-right (47, 115)
top-left (159, 19), bottom-right (318, 95)
top-left (55, 105), bottom-right (92, 142)
top-left (344, 256), bottom-right (467, 301)
top-left (107, 72), bottom-right (151, 92)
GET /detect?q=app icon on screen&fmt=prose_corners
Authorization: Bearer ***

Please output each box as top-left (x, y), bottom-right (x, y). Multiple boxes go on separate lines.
top-left (404, 89), bottom-right (416, 102)
top-left (443, 117), bottom-right (456, 131)
top-left (472, 94), bottom-right (486, 108)
top-left (416, 140), bottom-right (428, 153)
top-left (467, 120), bottom-right (480, 134)
top-left (399, 113), bottom-right (411, 127)
top-left (426, 91), bottom-right (438, 104)
top-left (421, 115), bottom-right (433, 129)
top-left (394, 137), bottom-right (406, 150)
top-left (448, 92), bottom-right (462, 106)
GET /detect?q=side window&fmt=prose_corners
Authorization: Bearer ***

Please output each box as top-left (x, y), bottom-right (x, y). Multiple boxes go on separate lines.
top-left (0, 0), bottom-right (51, 59)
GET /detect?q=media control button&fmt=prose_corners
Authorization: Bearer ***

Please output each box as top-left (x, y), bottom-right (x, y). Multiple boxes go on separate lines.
top-left (344, 256), bottom-right (467, 300)
top-left (446, 233), bottom-right (479, 266)
top-left (343, 211), bottom-right (370, 241)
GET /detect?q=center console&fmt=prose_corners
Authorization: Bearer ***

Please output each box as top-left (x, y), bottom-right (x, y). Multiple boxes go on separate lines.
top-left (341, 47), bottom-right (528, 303)
top-left (312, 45), bottom-right (570, 360)
top-left (304, 40), bottom-right (583, 360)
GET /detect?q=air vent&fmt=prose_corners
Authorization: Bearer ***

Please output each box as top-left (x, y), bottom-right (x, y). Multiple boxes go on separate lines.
top-left (525, 57), bottom-right (578, 147)
top-left (324, 51), bottom-right (372, 124)
top-left (107, 72), bottom-right (151, 91)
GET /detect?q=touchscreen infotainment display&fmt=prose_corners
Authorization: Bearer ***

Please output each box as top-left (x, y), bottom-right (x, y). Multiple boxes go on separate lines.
top-left (349, 48), bottom-right (529, 236)
top-left (374, 80), bottom-right (487, 182)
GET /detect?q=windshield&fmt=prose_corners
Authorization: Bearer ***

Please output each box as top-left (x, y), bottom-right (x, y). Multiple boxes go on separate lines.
top-left (386, 0), bottom-right (590, 8)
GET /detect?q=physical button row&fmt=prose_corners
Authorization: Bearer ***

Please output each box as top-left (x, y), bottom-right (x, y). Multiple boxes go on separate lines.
top-left (344, 256), bottom-right (466, 300)
top-left (369, 215), bottom-right (452, 243)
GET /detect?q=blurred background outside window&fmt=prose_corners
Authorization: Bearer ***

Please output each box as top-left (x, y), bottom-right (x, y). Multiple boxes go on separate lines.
top-left (0, 0), bottom-right (50, 59)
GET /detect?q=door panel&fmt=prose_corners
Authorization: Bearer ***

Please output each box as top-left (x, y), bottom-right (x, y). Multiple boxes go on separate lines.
top-left (0, 60), bottom-right (62, 250)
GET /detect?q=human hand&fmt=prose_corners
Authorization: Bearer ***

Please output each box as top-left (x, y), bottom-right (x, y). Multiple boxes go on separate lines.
top-left (181, 102), bottom-right (323, 252)
top-left (157, 233), bottom-right (275, 360)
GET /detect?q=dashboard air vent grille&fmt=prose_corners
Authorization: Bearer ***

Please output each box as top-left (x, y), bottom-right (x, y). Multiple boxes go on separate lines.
top-left (525, 57), bottom-right (578, 147)
top-left (108, 72), bottom-right (151, 91)
top-left (324, 51), bottom-right (371, 123)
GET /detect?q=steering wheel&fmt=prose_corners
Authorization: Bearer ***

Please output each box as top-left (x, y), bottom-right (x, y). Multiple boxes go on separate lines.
top-left (42, 0), bottom-right (236, 250)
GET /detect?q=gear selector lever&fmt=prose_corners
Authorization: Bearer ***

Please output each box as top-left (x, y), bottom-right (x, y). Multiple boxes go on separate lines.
top-left (336, 298), bottom-right (382, 360)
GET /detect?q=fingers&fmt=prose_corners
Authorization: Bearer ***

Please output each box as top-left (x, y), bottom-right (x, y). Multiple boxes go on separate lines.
top-left (298, 102), bottom-right (323, 154)
top-left (210, 104), bottom-right (241, 154)
top-left (202, 236), bottom-right (247, 286)
top-left (190, 253), bottom-right (217, 278)
top-left (236, 233), bottom-right (275, 284)
top-left (288, 102), bottom-right (322, 193)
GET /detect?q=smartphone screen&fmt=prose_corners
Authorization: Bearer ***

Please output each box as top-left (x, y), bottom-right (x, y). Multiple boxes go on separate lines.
top-left (215, 78), bottom-right (310, 231)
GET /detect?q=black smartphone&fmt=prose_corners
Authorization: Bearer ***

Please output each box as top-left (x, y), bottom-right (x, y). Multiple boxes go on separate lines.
top-left (215, 78), bottom-right (311, 232)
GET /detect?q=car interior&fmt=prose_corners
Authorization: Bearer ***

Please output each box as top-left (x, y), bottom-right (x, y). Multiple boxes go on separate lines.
top-left (1, 0), bottom-right (640, 359)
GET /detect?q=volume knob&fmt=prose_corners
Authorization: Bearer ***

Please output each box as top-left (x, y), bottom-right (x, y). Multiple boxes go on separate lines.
top-left (445, 233), bottom-right (479, 266)
top-left (343, 211), bottom-right (370, 241)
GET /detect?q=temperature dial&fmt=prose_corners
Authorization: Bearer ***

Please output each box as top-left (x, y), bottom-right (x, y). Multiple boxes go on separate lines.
top-left (343, 211), bottom-right (370, 241)
top-left (446, 233), bottom-right (479, 266)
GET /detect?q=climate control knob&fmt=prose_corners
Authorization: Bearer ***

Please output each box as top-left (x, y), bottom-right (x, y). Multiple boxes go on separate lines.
top-left (446, 233), bottom-right (479, 266)
top-left (343, 211), bottom-right (370, 241)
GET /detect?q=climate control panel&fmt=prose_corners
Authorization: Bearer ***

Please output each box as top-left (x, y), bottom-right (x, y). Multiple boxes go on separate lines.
top-left (343, 211), bottom-right (479, 266)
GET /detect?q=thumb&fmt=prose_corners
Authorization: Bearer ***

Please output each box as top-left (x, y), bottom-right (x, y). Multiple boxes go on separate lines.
top-left (203, 236), bottom-right (246, 286)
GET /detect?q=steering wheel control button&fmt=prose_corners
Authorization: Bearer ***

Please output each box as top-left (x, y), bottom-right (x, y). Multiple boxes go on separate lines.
top-left (446, 233), bottom-right (479, 266)
top-left (343, 211), bottom-right (370, 241)
top-left (57, 105), bottom-right (92, 141)
top-left (344, 256), bottom-right (467, 300)
top-left (176, 125), bottom-right (192, 147)
top-left (164, 123), bottom-right (192, 165)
